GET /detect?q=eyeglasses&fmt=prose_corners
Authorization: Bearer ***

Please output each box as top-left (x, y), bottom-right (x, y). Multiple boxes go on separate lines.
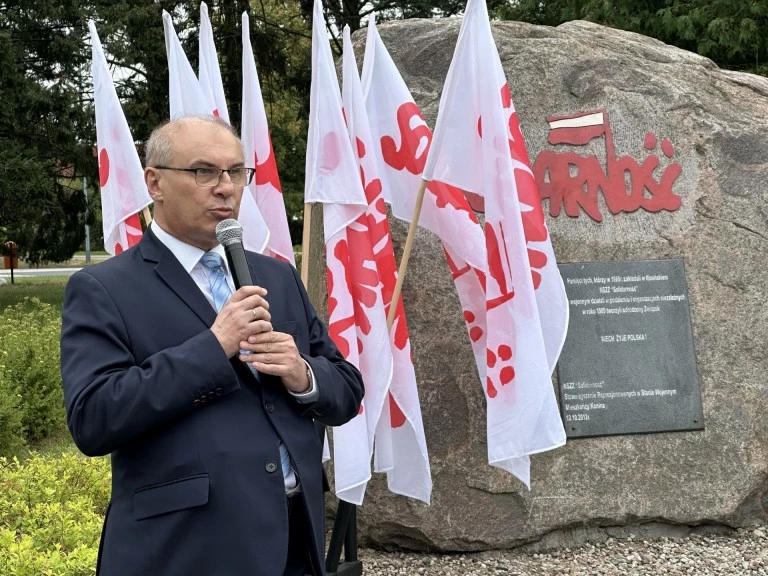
top-left (153, 166), bottom-right (256, 187)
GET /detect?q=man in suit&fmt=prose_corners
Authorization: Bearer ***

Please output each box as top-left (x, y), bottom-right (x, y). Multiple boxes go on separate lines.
top-left (60, 115), bottom-right (364, 576)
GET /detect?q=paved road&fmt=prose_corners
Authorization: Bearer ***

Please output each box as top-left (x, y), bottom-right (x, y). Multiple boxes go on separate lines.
top-left (0, 267), bottom-right (82, 278)
top-left (0, 255), bottom-right (108, 279)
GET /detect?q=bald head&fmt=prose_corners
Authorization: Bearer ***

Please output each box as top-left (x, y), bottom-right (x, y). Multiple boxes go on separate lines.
top-left (145, 115), bottom-right (241, 167)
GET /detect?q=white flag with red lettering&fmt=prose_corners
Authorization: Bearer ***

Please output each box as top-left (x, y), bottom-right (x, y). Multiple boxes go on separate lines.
top-left (361, 16), bottom-right (489, 383)
top-left (306, 0), bottom-right (390, 505)
top-left (199, 2), bottom-right (229, 123)
top-left (360, 18), bottom-right (488, 385)
top-left (361, 16), bottom-right (490, 483)
top-left (361, 18), bottom-right (485, 272)
top-left (242, 12), bottom-right (296, 265)
top-left (89, 21), bottom-right (151, 256)
top-left (343, 26), bottom-right (431, 503)
top-left (423, 6), bottom-right (568, 373)
top-left (163, 10), bottom-right (268, 254)
top-left (422, 0), bottom-right (566, 485)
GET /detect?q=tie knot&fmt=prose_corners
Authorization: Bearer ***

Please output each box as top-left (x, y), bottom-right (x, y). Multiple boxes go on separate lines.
top-left (200, 252), bottom-right (225, 271)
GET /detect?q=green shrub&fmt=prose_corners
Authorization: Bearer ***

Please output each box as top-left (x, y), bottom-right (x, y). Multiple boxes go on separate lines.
top-left (0, 298), bottom-right (66, 453)
top-left (0, 452), bottom-right (110, 575)
top-left (0, 376), bottom-right (23, 457)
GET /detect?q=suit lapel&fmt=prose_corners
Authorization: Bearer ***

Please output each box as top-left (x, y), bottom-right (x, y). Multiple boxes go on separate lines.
top-left (139, 229), bottom-right (217, 327)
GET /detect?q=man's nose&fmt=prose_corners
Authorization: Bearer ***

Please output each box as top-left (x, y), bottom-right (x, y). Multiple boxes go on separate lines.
top-left (214, 171), bottom-right (236, 196)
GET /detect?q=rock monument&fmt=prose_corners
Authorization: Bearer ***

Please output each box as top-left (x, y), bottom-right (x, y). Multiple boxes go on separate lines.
top-left (309, 19), bottom-right (768, 551)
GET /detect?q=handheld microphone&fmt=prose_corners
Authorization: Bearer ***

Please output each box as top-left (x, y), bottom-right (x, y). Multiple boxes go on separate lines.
top-left (215, 219), bottom-right (253, 290)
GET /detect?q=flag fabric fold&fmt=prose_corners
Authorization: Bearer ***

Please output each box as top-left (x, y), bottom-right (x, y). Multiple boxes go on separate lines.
top-left (499, 71), bottom-right (569, 372)
top-left (304, 3), bottom-right (368, 214)
top-left (89, 21), bottom-right (152, 256)
top-left (422, 0), bottom-right (566, 486)
top-left (242, 12), bottom-right (296, 265)
top-left (163, 11), bottom-right (212, 119)
top-left (306, 1), bottom-right (388, 505)
top-left (342, 26), bottom-right (431, 503)
top-left (199, 2), bottom-right (230, 123)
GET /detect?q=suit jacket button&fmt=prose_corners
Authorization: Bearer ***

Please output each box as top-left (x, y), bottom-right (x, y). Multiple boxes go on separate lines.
top-left (215, 387), bottom-right (223, 396)
top-left (265, 402), bottom-right (275, 413)
top-left (265, 462), bottom-right (277, 473)
top-left (193, 398), bottom-right (201, 406)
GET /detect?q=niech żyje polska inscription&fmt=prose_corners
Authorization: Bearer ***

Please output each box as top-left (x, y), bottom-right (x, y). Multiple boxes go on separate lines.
top-left (556, 259), bottom-right (703, 438)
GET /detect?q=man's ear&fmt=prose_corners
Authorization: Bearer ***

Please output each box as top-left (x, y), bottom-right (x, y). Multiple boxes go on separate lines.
top-left (145, 167), bottom-right (163, 202)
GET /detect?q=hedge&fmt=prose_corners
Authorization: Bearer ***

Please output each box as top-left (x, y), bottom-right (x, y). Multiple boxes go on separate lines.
top-left (0, 452), bottom-right (109, 575)
top-left (0, 298), bottom-right (66, 455)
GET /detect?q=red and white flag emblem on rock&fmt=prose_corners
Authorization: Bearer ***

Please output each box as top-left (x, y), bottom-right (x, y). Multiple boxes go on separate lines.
top-left (343, 27), bottom-right (432, 503)
top-left (163, 10), bottom-right (269, 254)
top-left (422, 0), bottom-right (566, 485)
top-left (306, 0), bottom-right (392, 505)
top-left (89, 21), bottom-right (151, 256)
top-left (242, 13), bottom-right (296, 265)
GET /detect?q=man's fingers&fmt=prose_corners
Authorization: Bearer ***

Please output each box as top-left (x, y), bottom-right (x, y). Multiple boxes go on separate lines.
top-left (246, 307), bottom-right (271, 323)
top-left (243, 320), bottom-right (272, 336)
top-left (246, 361), bottom-right (290, 377)
top-left (228, 285), bottom-right (268, 302)
top-left (236, 293), bottom-right (270, 312)
top-left (238, 351), bottom-right (287, 367)
top-left (239, 337), bottom-right (292, 354)
top-left (245, 331), bottom-right (292, 345)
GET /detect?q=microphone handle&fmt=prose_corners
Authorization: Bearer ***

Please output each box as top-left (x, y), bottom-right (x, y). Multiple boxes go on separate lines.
top-left (222, 241), bottom-right (254, 290)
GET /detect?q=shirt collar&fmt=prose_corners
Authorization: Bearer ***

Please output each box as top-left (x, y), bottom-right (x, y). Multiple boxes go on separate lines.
top-left (150, 221), bottom-right (229, 275)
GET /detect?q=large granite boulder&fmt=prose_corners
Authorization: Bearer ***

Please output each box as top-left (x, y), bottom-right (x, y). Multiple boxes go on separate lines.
top-left (309, 19), bottom-right (768, 551)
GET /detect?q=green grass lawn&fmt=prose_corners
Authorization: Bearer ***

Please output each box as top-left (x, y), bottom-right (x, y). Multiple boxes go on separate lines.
top-left (0, 275), bottom-right (69, 312)
top-left (22, 427), bottom-right (80, 459)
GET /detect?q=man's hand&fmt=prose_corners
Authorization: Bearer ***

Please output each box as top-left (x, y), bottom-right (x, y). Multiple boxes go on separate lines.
top-left (210, 286), bottom-right (271, 357)
top-left (239, 331), bottom-right (310, 394)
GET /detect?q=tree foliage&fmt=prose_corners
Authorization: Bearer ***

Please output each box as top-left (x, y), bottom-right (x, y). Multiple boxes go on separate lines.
top-left (3, 0), bottom-right (549, 259)
top-left (0, 1), bottom-right (89, 264)
top-left (0, 0), bottom-right (315, 258)
top-left (304, 0), bottom-right (506, 53)
top-left (496, 0), bottom-right (768, 76)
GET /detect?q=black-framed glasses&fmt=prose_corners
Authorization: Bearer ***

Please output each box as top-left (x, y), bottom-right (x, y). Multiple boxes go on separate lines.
top-left (153, 166), bottom-right (255, 187)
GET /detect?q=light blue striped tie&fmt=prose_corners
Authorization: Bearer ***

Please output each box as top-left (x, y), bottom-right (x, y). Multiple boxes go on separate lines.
top-left (199, 252), bottom-right (295, 490)
top-left (200, 252), bottom-right (232, 313)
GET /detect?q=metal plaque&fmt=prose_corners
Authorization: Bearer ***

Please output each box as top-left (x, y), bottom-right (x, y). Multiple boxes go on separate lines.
top-left (556, 259), bottom-right (704, 438)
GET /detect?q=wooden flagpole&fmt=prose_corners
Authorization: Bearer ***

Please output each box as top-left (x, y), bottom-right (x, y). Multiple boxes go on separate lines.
top-left (300, 202), bottom-right (313, 287)
top-left (142, 206), bottom-right (153, 225)
top-left (386, 178), bottom-right (428, 330)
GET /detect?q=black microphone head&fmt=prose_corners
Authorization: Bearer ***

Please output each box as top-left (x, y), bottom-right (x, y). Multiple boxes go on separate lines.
top-left (215, 219), bottom-right (243, 247)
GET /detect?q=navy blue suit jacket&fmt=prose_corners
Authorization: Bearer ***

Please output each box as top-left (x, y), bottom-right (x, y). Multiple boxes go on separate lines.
top-left (60, 229), bottom-right (363, 576)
